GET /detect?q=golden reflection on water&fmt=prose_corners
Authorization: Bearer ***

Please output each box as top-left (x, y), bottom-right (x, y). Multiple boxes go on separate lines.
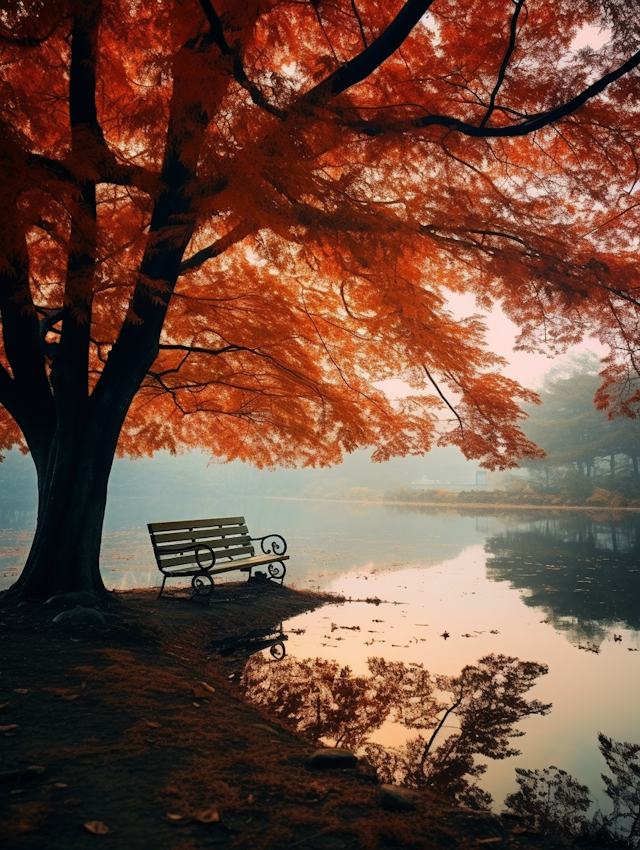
top-left (248, 528), bottom-right (640, 814)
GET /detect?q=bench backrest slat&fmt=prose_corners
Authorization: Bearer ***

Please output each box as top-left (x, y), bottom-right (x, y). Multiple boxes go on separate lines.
top-left (148, 516), bottom-right (258, 572)
top-left (148, 516), bottom-right (245, 533)
top-left (158, 545), bottom-right (256, 570)
top-left (151, 525), bottom-right (249, 546)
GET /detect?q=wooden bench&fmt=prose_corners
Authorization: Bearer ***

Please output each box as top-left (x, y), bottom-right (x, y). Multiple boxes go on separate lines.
top-left (148, 516), bottom-right (289, 602)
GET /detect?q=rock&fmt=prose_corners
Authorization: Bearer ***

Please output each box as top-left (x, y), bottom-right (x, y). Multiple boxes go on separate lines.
top-left (52, 606), bottom-right (106, 627)
top-left (306, 749), bottom-right (358, 770)
top-left (45, 592), bottom-right (99, 609)
top-left (378, 784), bottom-right (420, 812)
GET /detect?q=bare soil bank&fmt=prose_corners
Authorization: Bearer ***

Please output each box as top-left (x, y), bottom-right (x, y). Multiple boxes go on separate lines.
top-left (0, 584), bottom-right (597, 849)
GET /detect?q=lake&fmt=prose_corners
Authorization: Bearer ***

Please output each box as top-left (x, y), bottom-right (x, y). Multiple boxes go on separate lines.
top-left (1, 497), bottom-right (639, 820)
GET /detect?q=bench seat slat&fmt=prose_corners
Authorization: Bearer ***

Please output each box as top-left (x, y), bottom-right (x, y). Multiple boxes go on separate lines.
top-left (163, 553), bottom-right (290, 577)
top-left (148, 516), bottom-right (245, 533)
top-left (152, 525), bottom-right (250, 545)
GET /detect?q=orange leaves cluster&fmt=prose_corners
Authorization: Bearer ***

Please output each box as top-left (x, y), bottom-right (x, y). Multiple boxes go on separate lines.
top-left (3, 0), bottom-right (640, 470)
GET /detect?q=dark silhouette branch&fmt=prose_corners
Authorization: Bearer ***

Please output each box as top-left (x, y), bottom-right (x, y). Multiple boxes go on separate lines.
top-left (354, 45), bottom-right (640, 137)
top-left (197, 0), bottom-right (287, 118)
top-left (350, 0), bottom-right (368, 48)
top-left (158, 343), bottom-right (241, 356)
top-left (303, 0), bottom-right (437, 104)
top-left (480, 0), bottom-right (526, 128)
top-left (179, 221), bottom-right (252, 273)
top-left (424, 364), bottom-right (464, 435)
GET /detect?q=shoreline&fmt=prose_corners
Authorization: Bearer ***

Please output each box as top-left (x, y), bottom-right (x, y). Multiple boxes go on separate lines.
top-left (267, 496), bottom-right (640, 512)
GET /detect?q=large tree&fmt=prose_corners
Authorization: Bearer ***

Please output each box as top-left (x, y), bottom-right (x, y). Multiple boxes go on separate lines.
top-left (3, 0), bottom-right (640, 600)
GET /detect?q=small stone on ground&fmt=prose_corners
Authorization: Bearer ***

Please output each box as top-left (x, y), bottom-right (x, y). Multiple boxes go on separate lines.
top-left (306, 749), bottom-right (358, 770)
top-left (378, 784), bottom-right (420, 812)
top-left (45, 592), bottom-right (99, 609)
top-left (52, 606), bottom-right (106, 626)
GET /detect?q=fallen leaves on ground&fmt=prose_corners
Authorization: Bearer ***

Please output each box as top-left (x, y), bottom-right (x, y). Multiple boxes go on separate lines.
top-left (195, 808), bottom-right (219, 824)
top-left (83, 821), bottom-right (110, 834)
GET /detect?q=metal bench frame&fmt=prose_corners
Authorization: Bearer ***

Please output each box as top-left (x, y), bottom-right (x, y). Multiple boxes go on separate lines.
top-left (147, 516), bottom-right (288, 602)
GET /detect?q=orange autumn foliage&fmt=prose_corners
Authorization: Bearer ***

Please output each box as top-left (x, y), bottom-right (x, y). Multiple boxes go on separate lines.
top-left (3, 0), bottom-right (640, 594)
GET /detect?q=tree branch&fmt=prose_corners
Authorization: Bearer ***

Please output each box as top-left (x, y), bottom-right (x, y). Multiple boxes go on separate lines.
top-left (197, 0), bottom-right (287, 119)
top-left (349, 0), bottom-right (368, 48)
top-left (157, 343), bottom-right (240, 356)
top-left (355, 45), bottom-right (640, 137)
top-left (480, 0), bottom-right (525, 128)
top-left (57, 0), bottom-right (102, 401)
top-left (179, 220), bottom-right (253, 273)
top-left (424, 365), bottom-right (464, 435)
top-left (303, 0), bottom-right (437, 104)
top-left (28, 145), bottom-right (158, 192)
top-left (0, 17), bottom-right (66, 48)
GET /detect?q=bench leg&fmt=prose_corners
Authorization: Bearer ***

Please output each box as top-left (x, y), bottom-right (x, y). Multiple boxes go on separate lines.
top-left (190, 573), bottom-right (214, 605)
top-left (157, 575), bottom-right (167, 599)
top-left (268, 561), bottom-right (286, 585)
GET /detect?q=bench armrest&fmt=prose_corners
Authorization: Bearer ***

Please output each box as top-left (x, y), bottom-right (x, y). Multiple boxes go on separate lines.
top-left (250, 533), bottom-right (287, 557)
top-left (156, 543), bottom-right (216, 572)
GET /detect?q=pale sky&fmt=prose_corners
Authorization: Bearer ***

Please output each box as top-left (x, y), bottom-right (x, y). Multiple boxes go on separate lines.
top-left (447, 292), bottom-right (607, 391)
top-left (379, 293), bottom-right (607, 399)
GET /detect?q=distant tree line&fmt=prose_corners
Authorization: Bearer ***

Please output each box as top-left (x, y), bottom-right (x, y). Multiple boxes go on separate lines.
top-left (521, 355), bottom-right (640, 504)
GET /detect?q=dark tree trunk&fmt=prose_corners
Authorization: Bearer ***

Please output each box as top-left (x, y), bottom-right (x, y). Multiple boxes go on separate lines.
top-left (0, 22), bottom-right (214, 606)
top-left (9, 412), bottom-right (121, 600)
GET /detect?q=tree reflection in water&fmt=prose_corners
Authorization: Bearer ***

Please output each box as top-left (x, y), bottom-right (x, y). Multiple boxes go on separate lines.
top-left (242, 652), bottom-right (551, 809)
top-left (484, 514), bottom-right (640, 643)
top-left (243, 652), bottom-right (640, 843)
top-left (504, 735), bottom-right (640, 848)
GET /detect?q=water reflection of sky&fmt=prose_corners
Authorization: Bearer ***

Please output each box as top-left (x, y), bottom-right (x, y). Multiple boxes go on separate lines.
top-left (1, 500), bottom-right (639, 813)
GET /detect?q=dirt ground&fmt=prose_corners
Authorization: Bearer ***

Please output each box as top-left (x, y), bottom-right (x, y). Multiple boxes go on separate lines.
top-left (0, 582), bottom-right (587, 849)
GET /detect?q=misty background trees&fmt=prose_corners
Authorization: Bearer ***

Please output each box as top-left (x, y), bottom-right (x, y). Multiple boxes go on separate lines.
top-left (520, 354), bottom-right (640, 506)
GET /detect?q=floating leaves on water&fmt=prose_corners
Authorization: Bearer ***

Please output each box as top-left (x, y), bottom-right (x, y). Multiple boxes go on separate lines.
top-left (195, 808), bottom-right (219, 823)
top-left (198, 681), bottom-right (215, 693)
top-left (166, 812), bottom-right (184, 821)
top-left (55, 782), bottom-right (68, 789)
top-left (0, 702), bottom-right (9, 709)
top-left (144, 720), bottom-right (162, 728)
top-left (247, 793), bottom-right (254, 804)
top-left (83, 821), bottom-right (110, 834)
top-left (193, 701), bottom-right (200, 707)
top-left (0, 724), bottom-right (18, 731)
top-left (192, 686), bottom-right (213, 699)
top-left (61, 694), bottom-right (80, 701)
top-left (13, 688), bottom-right (28, 694)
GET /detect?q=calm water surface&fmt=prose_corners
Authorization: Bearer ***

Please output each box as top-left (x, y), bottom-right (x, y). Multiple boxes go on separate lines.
top-left (1, 498), bottom-right (639, 814)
